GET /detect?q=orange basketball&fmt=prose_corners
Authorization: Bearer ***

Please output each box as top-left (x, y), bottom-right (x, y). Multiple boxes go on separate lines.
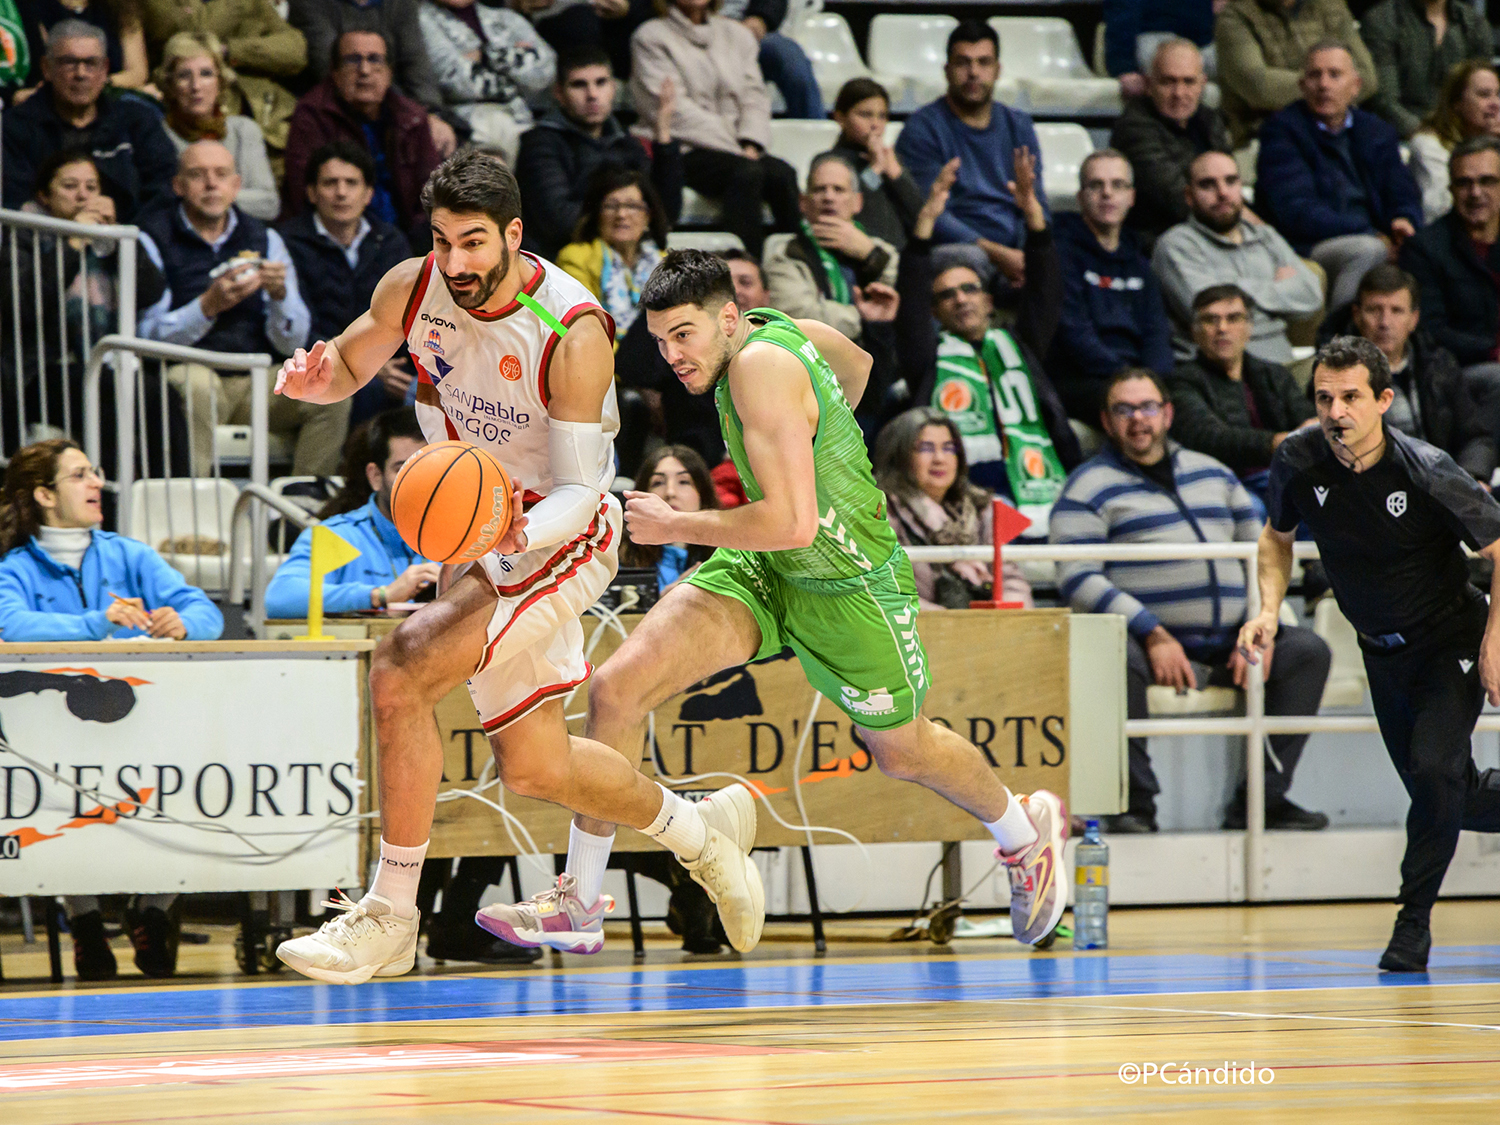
top-left (389, 440), bottom-right (514, 564)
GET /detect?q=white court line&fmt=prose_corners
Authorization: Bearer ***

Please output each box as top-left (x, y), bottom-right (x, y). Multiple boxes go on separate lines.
top-left (1035, 998), bottom-right (1500, 1033)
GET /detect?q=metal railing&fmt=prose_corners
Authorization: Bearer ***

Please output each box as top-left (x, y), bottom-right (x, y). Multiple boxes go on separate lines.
top-left (905, 538), bottom-right (1493, 902)
top-left (0, 208), bottom-right (139, 457)
top-left (226, 483), bottom-right (321, 628)
top-left (82, 336), bottom-right (273, 589)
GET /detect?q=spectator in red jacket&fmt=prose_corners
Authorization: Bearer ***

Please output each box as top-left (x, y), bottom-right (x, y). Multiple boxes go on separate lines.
top-left (281, 29), bottom-right (441, 247)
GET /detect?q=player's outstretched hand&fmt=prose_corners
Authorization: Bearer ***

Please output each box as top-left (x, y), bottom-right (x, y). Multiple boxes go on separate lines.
top-left (623, 490), bottom-right (677, 546)
top-left (276, 341), bottom-right (335, 400)
top-left (492, 477), bottom-right (530, 556)
top-left (1236, 610), bottom-right (1280, 667)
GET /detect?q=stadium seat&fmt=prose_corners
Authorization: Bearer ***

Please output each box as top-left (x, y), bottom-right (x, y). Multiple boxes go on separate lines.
top-left (989, 17), bottom-right (1121, 115)
top-left (769, 119), bottom-right (841, 188)
top-left (1313, 596), bottom-right (1368, 708)
top-left (784, 12), bottom-right (883, 110)
top-left (1033, 122), bottom-right (1094, 211)
top-left (867, 14), bottom-right (1024, 115)
top-left (215, 423), bottom-right (294, 468)
top-left (127, 477), bottom-right (245, 590)
top-left (667, 230), bottom-right (745, 252)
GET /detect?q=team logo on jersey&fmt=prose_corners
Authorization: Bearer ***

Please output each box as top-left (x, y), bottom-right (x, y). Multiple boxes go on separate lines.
top-left (1387, 491), bottom-right (1407, 517)
top-left (1314, 486), bottom-right (1328, 506)
top-left (425, 328), bottom-right (444, 357)
top-left (937, 378), bottom-right (973, 412)
top-left (429, 355), bottom-right (454, 385)
top-left (499, 354), bottom-right (523, 382)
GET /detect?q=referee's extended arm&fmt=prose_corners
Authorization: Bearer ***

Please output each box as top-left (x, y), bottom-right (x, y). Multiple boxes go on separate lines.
top-left (1237, 522), bottom-right (1295, 667)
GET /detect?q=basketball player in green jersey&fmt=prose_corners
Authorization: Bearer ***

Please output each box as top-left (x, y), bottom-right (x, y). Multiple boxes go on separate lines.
top-left (582, 250), bottom-right (1068, 945)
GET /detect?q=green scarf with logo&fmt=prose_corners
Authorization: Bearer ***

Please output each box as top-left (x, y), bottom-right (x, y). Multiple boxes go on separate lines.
top-left (929, 327), bottom-right (1067, 533)
top-left (798, 219), bottom-right (856, 304)
top-left (0, 0), bottom-right (30, 86)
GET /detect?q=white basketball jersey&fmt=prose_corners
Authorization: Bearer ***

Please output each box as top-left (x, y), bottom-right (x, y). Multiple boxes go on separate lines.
top-left (405, 251), bottom-right (619, 500)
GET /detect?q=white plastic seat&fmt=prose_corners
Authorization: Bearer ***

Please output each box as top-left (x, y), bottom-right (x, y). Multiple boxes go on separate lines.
top-left (989, 17), bottom-right (1121, 115)
top-left (1144, 602), bottom-right (1301, 715)
top-left (667, 230), bottom-right (745, 253)
top-left (1314, 597), bottom-right (1368, 708)
top-left (1033, 122), bottom-right (1095, 210)
top-left (127, 477), bottom-right (245, 590)
top-left (784, 12), bottom-right (879, 109)
top-left (867, 14), bottom-right (1024, 115)
top-left (214, 423), bottom-right (294, 467)
top-left (768, 119), bottom-right (841, 188)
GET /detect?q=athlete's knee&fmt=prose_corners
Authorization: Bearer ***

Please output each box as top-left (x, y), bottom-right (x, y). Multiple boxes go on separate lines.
top-left (863, 726), bottom-right (926, 782)
top-left (370, 627), bottom-right (446, 713)
top-left (588, 660), bottom-right (650, 728)
top-left (496, 751), bottom-right (568, 802)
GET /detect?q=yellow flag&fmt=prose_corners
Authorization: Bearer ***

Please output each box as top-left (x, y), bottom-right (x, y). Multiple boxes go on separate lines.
top-left (304, 526), bottom-right (362, 640)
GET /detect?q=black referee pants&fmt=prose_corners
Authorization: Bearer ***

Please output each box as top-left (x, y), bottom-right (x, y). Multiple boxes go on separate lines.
top-left (1363, 599), bottom-right (1500, 918)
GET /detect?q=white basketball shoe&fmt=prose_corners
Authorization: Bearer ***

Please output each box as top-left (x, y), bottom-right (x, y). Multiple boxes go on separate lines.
top-left (275, 891), bottom-right (419, 984)
top-left (680, 784), bottom-right (764, 953)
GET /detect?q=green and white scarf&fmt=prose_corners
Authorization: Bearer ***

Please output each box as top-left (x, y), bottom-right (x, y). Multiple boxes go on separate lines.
top-left (799, 219), bottom-right (854, 303)
top-left (930, 328), bottom-right (1067, 535)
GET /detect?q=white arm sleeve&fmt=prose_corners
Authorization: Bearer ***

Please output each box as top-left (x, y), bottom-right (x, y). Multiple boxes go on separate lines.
top-left (519, 420), bottom-right (608, 552)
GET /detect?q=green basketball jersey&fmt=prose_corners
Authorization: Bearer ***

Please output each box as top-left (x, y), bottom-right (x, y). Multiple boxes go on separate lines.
top-left (714, 309), bottom-right (900, 584)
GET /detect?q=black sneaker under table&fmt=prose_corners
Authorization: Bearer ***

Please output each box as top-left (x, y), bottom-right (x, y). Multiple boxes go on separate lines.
top-left (70, 910), bottom-right (117, 981)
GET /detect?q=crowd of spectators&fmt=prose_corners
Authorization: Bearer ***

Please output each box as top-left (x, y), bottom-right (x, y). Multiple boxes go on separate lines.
top-left (13, 0), bottom-right (1500, 961)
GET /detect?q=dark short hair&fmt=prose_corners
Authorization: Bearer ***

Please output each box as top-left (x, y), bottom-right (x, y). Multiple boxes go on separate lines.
top-left (641, 249), bottom-right (736, 312)
top-left (1104, 367), bottom-right (1172, 407)
top-left (717, 247), bottom-right (764, 286)
top-left (556, 44), bottom-right (613, 85)
top-left (1354, 263), bottom-right (1420, 311)
top-left (833, 77), bottom-right (890, 116)
top-left (331, 28), bottom-right (392, 70)
top-left (947, 18), bottom-right (998, 61)
top-left (421, 149), bottom-right (523, 230)
top-left (1191, 283), bottom-right (1250, 313)
top-left (32, 148), bottom-right (99, 202)
top-left (572, 165), bottom-right (669, 247)
top-left (306, 140), bottom-right (375, 190)
top-left (1450, 134), bottom-right (1500, 175)
top-left (1313, 335), bottom-right (1391, 396)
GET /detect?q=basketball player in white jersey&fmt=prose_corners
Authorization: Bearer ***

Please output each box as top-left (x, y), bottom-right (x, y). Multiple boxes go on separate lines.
top-left (272, 152), bottom-right (764, 984)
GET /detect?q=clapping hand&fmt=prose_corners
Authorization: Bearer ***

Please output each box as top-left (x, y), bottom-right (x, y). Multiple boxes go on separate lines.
top-left (853, 282), bottom-right (900, 323)
top-left (914, 157), bottom-right (960, 240)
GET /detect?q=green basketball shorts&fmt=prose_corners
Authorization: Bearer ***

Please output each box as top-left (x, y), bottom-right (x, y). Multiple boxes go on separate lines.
top-left (685, 547), bottom-right (931, 730)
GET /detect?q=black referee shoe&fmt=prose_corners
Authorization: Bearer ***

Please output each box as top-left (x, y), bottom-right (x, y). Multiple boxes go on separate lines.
top-left (1379, 915), bottom-right (1431, 972)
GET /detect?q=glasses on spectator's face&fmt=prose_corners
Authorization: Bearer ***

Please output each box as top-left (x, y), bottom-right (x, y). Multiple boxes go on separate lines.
top-left (933, 281), bottom-right (983, 303)
top-left (52, 464), bottom-right (106, 487)
top-left (1109, 401), bottom-right (1165, 420)
top-left (1454, 174), bottom-right (1500, 191)
top-left (1196, 311), bottom-right (1248, 328)
top-left (339, 52), bottom-right (388, 69)
top-left (54, 54), bottom-right (107, 72)
top-left (601, 199), bottom-right (648, 214)
top-left (915, 441), bottom-right (960, 456)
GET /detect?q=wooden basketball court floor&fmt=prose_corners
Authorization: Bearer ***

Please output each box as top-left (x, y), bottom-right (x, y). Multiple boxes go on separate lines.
top-left (2, 901), bottom-right (1498, 1124)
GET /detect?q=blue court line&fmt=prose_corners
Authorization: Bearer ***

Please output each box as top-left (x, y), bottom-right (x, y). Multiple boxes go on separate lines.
top-left (1, 946), bottom-right (1496, 1042)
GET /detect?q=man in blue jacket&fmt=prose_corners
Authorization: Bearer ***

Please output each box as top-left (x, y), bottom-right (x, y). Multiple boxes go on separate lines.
top-left (1256, 42), bottom-right (1422, 316)
top-left (264, 407), bottom-right (437, 619)
top-left (894, 19), bottom-right (1047, 287)
top-left (1050, 148), bottom-right (1173, 420)
top-left (280, 140), bottom-right (413, 430)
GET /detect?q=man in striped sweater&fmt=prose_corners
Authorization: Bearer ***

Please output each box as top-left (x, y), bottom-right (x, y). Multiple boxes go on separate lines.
top-left (1051, 368), bottom-right (1331, 833)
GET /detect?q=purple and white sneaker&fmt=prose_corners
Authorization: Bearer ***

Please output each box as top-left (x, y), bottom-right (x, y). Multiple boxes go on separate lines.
top-left (475, 873), bottom-right (615, 954)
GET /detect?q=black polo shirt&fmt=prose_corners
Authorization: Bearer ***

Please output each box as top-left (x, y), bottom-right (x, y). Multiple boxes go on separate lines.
top-left (1267, 426), bottom-right (1500, 637)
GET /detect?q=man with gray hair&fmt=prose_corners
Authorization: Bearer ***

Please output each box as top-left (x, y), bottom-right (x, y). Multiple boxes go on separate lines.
top-left (762, 152), bottom-right (900, 343)
top-left (1109, 38), bottom-right (1231, 248)
top-left (1, 20), bottom-right (177, 217)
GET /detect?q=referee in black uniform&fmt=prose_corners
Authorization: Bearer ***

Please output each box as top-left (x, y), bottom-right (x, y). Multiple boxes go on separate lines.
top-left (1239, 336), bottom-right (1500, 972)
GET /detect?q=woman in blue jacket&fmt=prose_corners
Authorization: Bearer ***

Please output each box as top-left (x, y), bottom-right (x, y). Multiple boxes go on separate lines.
top-left (0, 437), bottom-right (222, 981)
top-left (0, 439), bottom-right (223, 643)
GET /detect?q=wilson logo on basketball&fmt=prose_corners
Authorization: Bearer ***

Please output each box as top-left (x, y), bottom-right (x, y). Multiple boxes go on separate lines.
top-left (937, 379), bottom-right (972, 412)
top-left (499, 355), bottom-right (523, 382)
top-left (462, 485), bottom-right (512, 561)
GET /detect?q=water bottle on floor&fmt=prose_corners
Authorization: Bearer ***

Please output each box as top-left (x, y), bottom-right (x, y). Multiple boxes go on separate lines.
top-left (1074, 818), bottom-right (1108, 950)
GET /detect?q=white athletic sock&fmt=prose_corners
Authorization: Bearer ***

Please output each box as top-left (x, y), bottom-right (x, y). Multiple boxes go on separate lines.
top-left (364, 838), bottom-right (428, 919)
top-left (566, 822), bottom-right (615, 907)
top-left (986, 789), bottom-right (1038, 855)
top-left (644, 785), bottom-right (708, 861)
